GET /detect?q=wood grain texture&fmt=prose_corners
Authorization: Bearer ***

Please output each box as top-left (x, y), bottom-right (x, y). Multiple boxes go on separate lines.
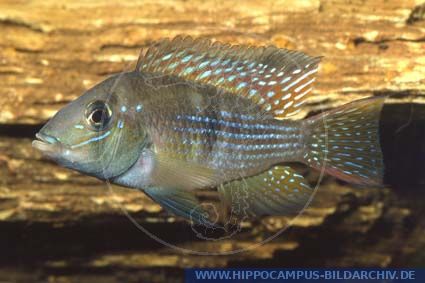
top-left (0, 1), bottom-right (424, 282)
top-left (0, 0), bottom-right (424, 124)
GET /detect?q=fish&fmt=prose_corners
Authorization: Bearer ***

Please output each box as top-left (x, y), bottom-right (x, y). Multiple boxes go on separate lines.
top-left (32, 36), bottom-right (385, 224)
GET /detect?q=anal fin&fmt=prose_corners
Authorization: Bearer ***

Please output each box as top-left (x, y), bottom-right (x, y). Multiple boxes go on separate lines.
top-left (218, 165), bottom-right (313, 217)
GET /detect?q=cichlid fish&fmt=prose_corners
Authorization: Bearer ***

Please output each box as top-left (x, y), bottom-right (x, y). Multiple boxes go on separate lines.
top-left (33, 36), bottom-right (384, 223)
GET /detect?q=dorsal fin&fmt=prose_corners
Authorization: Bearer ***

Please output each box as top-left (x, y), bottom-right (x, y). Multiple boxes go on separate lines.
top-left (136, 36), bottom-right (321, 119)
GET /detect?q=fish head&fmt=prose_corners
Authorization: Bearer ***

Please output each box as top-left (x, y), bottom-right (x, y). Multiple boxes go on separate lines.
top-left (33, 72), bottom-right (147, 180)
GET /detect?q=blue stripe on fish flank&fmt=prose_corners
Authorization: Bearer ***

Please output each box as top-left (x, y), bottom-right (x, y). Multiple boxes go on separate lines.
top-left (172, 127), bottom-right (297, 140)
top-left (218, 141), bottom-right (298, 151)
top-left (171, 121), bottom-right (300, 146)
top-left (178, 137), bottom-right (297, 151)
top-left (177, 114), bottom-right (298, 132)
top-left (224, 151), bottom-right (288, 161)
top-left (176, 132), bottom-right (299, 151)
top-left (219, 111), bottom-right (257, 121)
top-left (168, 111), bottom-right (303, 169)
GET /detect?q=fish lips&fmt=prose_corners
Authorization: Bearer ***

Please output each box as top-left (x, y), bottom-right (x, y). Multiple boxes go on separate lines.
top-left (33, 132), bottom-right (94, 175)
top-left (32, 132), bottom-right (64, 158)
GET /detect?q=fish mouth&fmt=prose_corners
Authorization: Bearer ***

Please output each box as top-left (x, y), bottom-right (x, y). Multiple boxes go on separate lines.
top-left (32, 133), bottom-right (61, 153)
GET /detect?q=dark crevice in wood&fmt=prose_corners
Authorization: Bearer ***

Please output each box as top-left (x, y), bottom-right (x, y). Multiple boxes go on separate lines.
top-left (380, 103), bottom-right (425, 188)
top-left (0, 124), bottom-right (43, 138)
top-left (0, 18), bottom-right (45, 33)
top-left (406, 2), bottom-right (425, 25)
top-left (353, 36), bottom-right (425, 48)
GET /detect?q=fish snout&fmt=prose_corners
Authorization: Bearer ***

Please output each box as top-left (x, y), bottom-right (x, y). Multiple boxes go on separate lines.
top-left (32, 132), bottom-right (61, 153)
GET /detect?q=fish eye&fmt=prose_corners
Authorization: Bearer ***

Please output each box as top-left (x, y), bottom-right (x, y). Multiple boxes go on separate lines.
top-left (85, 100), bottom-right (112, 131)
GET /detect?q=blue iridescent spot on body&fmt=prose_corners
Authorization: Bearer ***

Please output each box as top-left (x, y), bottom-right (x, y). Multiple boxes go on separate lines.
top-left (175, 50), bottom-right (186, 57)
top-left (248, 89), bottom-right (257, 98)
top-left (193, 55), bottom-right (204, 62)
top-left (210, 59), bottom-right (220, 67)
top-left (181, 55), bottom-right (193, 63)
top-left (214, 69), bottom-right (223, 75)
top-left (199, 70), bottom-right (212, 79)
top-left (168, 62), bottom-right (179, 70)
top-left (199, 61), bottom-right (210, 69)
top-left (221, 59), bottom-right (231, 66)
top-left (228, 75), bottom-right (236, 82)
top-left (267, 91), bottom-right (275, 98)
top-left (161, 53), bottom-right (173, 61)
top-left (183, 67), bottom-right (195, 75)
top-left (236, 82), bottom-right (248, 90)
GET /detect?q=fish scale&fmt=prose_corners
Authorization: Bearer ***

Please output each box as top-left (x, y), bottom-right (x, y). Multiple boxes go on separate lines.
top-left (141, 80), bottom-right (304, 174)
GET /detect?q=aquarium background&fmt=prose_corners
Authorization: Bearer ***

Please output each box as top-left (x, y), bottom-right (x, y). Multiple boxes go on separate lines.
top-left (0, 0), bottom-right (424, 282)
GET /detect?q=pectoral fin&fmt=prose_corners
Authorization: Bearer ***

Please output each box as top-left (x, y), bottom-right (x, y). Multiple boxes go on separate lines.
top-left (150, 151), bottom-right (220, 191)
top-left (144, 187), bottom-right (215, 226)
top-left (218, 165), bottom-right (313, 217)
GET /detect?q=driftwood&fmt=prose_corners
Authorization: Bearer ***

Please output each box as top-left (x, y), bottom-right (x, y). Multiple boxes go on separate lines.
top-left (0, 0), bottom-right (424, 282)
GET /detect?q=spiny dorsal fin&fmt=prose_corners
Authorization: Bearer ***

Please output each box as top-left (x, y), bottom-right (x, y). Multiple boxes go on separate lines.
top-left (218, 165), bottom-right (313, 217)
top-left (136, 36), bottom-right (321, 119)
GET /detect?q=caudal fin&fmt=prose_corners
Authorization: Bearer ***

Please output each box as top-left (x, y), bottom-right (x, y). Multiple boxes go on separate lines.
top-left (302, 97), bottom-right (385, 186)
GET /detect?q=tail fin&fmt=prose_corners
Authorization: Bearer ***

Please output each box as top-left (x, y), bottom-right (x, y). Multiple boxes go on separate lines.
top-left (302, 97), bottom-right (385, 186)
